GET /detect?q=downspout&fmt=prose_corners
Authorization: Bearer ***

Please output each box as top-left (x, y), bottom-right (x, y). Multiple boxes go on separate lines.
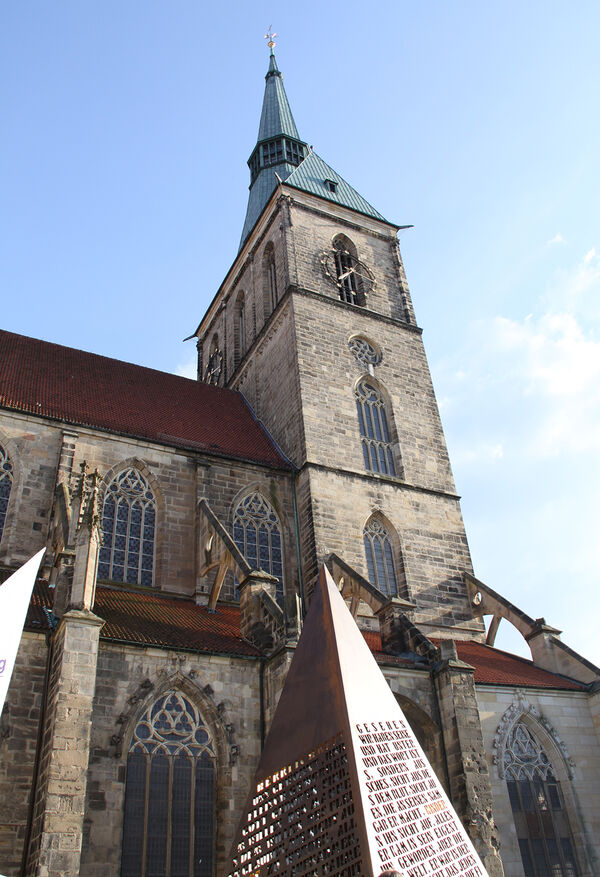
top-left (259, 658), bottom-right (265, 749)
top-left (291, 474), bottom-right (305, 615)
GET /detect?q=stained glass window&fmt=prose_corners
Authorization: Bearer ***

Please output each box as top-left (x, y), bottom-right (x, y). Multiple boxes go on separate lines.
top-left (363, 518), bottom-right (400, 598)
top-left (0, 445), bottom-right (13, 543)
top-left (98, 468), bottom-right (156, 587)
top-left (121, 691), bottom-right (215, 877)
top-left (355, 380), bottom-right (396, 476)
top-left (505, 722), bottom-right (579, 876)
top-left (233, 493), bottom-right (284, 605)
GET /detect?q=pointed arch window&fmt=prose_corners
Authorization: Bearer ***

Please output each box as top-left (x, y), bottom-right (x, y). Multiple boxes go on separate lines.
top-left (334, 237), bottom-right (361, 305)
top-left (0, 445), bottom-right (13, 543)
top-left (98, 468), bottom-right (156, 586)
top-left (355, 380), bottom-right (396, 475)
top-left (263, 244), bottom-right (277, 318)
top-left (232, 493), bottom-right (284, 605)
top-left (121, 690), bottom-right (215, 877)
top-left (363, 518), bottom-right (401, 598)
top-left (234, 292), bottom-right (246, 365)
top-left (505, 721), bottom-right (579, 876)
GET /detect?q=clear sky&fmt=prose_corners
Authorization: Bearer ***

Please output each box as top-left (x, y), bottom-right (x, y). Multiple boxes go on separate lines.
top-left (3, 3), bottom-right (599, 663)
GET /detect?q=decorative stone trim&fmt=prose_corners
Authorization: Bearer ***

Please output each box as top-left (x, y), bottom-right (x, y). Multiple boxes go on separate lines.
top-left (493, 693), bottom-right (575, 779)
top-left (110, 660), bottom-right (240, 765)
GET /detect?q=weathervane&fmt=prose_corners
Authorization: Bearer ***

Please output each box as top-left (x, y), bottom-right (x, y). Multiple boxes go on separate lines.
top-left (264, 27), bottom-right (276, 53)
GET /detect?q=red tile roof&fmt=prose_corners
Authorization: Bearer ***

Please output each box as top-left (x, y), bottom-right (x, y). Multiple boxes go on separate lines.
top-left (26, 582), bottom-right (260, 657)
top-left (454, 639), bottom-right (585, 690)
top-left (25, 582), bottom-right (585, 688)
top-left (0, 329), bottom-right (289, 469)
top-left (365, 630), bottom-right (583, 689)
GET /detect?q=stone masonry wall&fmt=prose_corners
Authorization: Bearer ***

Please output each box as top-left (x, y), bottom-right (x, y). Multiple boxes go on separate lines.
top-left (0, 632), bottom-right (48, 875)
top-left (476, 685), bottom-right (600, 877)
top-left (305, 465), bottom-right (479, 634)
top-left (79, 642), bottom-right (262, 877)
top-left (0, 410), bottom-right (296, 604)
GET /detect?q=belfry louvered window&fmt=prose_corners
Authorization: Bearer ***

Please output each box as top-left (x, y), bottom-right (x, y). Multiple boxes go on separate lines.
top-left (233, 493), bottom-right (283, 605)
top-left (121, 691), bottom-right (215, 877)
top-left (0, 445), bottom-right (13, 543)
top-left (505, 722), bottom-right (579, 876)
top-left (355, 380), bottom-right (396, 475)
top-left (363, 518), bottom-right (399, 598)
top-left (98, 468), bottom-right (156, 586)
top-left (334, 245), bottom-right (359, 304)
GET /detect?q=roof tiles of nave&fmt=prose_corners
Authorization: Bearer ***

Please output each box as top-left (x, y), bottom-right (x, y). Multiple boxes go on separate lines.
top-left (0, 328), bottom-right (290, 469)
top-left (26, 579), bottom-right (586, 691)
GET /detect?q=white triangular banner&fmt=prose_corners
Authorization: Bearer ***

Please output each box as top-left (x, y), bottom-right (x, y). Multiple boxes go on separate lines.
top-left (0, 549), bottom-right (46, 718)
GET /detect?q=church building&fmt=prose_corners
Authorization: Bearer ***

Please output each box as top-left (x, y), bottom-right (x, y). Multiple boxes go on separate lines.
top-left (1, 43), bottom-right (599, 877)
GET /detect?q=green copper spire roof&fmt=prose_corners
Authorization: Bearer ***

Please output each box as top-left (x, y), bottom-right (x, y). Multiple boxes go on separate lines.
top-left (239, 51), bottom-right (308, 249)
top-left (257, 52), bottom-right (300, 141)
top-left (239, 51), bottom-right (389, 249)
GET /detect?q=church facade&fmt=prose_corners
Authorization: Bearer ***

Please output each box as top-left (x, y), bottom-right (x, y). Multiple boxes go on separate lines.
top-left (1, 47), bottom-right (600, 877)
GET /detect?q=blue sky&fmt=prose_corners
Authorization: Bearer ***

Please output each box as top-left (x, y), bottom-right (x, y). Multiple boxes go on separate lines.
top-left (2, 3), bottom-right (599, 662)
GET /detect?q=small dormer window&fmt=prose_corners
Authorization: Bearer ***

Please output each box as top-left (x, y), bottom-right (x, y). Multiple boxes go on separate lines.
top-left (324, 179), bottom-right (338, 193)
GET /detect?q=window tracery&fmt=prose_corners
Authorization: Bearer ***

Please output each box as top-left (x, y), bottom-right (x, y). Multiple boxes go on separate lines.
top-left (348, 336), bottom-right (381, 370)
top-left (121, 690), bottom-right (215, 877)
top-left (232, 493), bottom-right (283, 605)
top-left (98, 468), bottom-right (156, 586)
top-left (363, 517), bottom-right (400, 598)
top-left (333, 237), bottom-right (362, 305)
top-left (355, 380), bottom-right (396, 475)
top-left (505, 721), bottom-right (579, 876)
top-left (0, 445), bottom-right (13, 543)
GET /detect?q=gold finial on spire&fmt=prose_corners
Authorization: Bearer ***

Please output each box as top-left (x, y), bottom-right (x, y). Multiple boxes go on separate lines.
top-left (264, 26), bottom-right (276, 53)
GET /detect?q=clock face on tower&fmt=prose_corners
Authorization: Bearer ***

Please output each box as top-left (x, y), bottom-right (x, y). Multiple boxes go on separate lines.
top-left (321, 248), bottom-right (375, 301)
top-left (204, 349), bottom-right (223, 385)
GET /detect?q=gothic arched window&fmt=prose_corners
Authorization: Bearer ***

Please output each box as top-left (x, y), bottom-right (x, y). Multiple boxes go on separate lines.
top-left (363, 517), bottom-right (404, 598)
top-left (0, 445), bottom-right (13, 543)
top-left (505, 721), bottom-right (580, 876)
top-left (121, 691), bottom-right (215, 877)
top-left (333, 235), bottom-right (364, 305)
top-left (98, 468), bottom-right (156, 586)
top-left (355, 380), bottom-right (396, 475)
top-left (233, 493), bottom-right (284, 605)
top-left (263, 243), bottom-right (277, 318)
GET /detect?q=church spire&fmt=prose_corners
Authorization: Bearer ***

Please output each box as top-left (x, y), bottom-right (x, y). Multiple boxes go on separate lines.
top-left (239, 39), bottom-right (309, 249)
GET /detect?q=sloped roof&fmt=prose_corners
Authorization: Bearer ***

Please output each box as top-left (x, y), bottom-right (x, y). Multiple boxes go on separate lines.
top-left (25, 582), bottom-right (585, 689)
top-left (257, 53), bottom-right (300, 142)
top-left (0, 329), bottom-right (289, 469)
top-left (365, 630), bottom-right (584, 690)
top-left (454, 639), bottom-right (585, 690)
top-left (285, 150), bottom-right (387, 222)
top-left (27, 581), bottom-right (260, 657)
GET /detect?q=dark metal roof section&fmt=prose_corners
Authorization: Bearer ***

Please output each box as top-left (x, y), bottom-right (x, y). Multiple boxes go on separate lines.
top-left (239, 51), bottom-right (390, 250)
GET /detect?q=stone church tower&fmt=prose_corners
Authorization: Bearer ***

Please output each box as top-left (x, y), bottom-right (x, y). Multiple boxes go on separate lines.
top-left (1, 41), bottom-right (599, 877)
top-left (195, 44), bottom-right (480, 639)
